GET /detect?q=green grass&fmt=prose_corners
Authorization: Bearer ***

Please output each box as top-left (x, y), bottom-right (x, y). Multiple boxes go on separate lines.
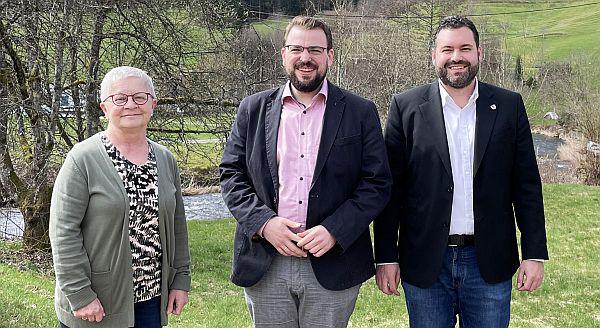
top-left (250, 19), bottom-right (288, 35)
top-left (471, 1), bottom-right (600, 61)
top-left (0, 264), bottom-right (56, 327)
top-left (1, 183), bottom-right (599, 327)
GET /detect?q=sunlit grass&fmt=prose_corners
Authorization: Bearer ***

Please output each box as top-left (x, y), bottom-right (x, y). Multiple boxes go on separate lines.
top-left (1, 184), bottom-right (599, 327)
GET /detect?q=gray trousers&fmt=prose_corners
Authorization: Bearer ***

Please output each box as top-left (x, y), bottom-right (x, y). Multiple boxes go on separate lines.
top-left (244, 255), bottom-right (361, 328)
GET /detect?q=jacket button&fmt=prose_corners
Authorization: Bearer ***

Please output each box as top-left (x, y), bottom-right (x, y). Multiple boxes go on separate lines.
top-left (443, 222), bottom-right (450, 228)
top-left (447, 186), bottom-right (453, 193)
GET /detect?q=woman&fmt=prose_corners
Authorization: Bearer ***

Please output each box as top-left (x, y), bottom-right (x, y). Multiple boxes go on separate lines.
top-left (50, 66), bottom-right (191, 328)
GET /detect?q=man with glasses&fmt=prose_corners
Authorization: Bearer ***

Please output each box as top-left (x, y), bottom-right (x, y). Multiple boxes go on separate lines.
top-left (220, 16), bottom-right (391, 327)
top-left (374, 16), bottom-right (548, 327)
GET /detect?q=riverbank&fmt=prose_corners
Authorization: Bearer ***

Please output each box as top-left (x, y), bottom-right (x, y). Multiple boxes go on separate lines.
top-left (0, 132), bottom-right (579, 239)
top-left (0, 192), bottom-right (232, 239)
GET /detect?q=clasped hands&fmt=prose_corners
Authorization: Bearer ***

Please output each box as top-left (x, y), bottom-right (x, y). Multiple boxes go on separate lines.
top-left (262, 216), bottom-right (336, 257)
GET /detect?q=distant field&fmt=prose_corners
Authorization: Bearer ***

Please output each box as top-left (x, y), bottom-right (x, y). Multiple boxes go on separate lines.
top-left (470, 1), bottom-right (600, 61)
top-left (251, 18), bottom-right (288, 34)
top-left (467, 1), bottom-right (600, 125)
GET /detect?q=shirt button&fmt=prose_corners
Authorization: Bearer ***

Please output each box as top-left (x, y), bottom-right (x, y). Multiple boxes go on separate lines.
top-left (299, 200), bottom-right (303, 204)
top-left (303, 110), bottom-right (307, 114)
top-left (300, 154), bottom-right (304, 158)
top-left (299, 177), bottom-right (304, 181)
top-left (301, 132), bottom-right (305, 135)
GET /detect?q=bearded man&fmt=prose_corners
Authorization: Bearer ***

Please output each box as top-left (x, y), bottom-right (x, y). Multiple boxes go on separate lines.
top-left (220, 16), bottom-right (391, 328)
top-left (374, 15), bottom-right (549, 328)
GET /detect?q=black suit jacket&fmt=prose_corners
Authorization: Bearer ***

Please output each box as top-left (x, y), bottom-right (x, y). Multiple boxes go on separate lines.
top-left (220, 82), bottom-right (392, 290)
top-left (374, 81), bottom-right (549, 288)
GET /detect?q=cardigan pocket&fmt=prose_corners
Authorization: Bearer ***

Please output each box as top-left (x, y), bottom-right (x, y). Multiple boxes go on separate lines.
top-left (91, 270), bottom-right (112, 314)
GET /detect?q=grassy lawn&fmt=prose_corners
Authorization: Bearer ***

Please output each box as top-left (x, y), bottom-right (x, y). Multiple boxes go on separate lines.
top-left (1, 183), bottom-right (599, 327)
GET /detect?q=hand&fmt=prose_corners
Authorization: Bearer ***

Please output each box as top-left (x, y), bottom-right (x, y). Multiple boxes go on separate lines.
top-left (73, 298), bottom-right (105, 322)
top-left (167, 289), bottom-right (189, 315)
top-left (517, 260), bottom-right (544, 292)
top-left (263, 216), bottom-right (307, 257)
top-left (296, 225), bottom-right (336, 257)
top-left (376, 264), bottom-right (401, 296)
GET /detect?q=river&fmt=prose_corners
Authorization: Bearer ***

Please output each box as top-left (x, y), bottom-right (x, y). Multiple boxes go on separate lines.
top-left (0, 133), bottom-right (564, 239)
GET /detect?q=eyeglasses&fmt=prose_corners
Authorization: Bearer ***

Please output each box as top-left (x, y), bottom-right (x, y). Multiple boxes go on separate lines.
top-left (284, 45), bottom-right (328, 56)
top-left (103, 92), bottom-right (154, 106)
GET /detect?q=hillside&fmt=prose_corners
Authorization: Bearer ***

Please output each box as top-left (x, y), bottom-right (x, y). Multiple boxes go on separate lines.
top-left (470, 1), bottom-right (600, 60)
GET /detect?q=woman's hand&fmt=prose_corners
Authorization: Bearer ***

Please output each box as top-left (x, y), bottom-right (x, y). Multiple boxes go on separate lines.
top-left (73, 298), bottom-right (105, 322)
top-left (167, 289), bottom-right (189, 315)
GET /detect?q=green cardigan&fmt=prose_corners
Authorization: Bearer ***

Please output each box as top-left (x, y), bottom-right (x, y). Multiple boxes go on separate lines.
top-left (49, 133), bottom-right (191, 327)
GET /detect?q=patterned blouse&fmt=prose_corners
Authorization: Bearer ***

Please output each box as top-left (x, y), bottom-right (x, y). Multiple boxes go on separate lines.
top-left (102, 134), bottom-right (162, 303)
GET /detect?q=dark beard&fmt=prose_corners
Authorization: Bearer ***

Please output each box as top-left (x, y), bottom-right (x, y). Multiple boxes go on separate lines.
top-left (436, 60), bottom-right (478, 89)
top-left (286, 61), bottom-right (327, 93)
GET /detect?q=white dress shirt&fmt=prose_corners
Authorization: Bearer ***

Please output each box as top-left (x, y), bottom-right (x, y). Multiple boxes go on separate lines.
top-left (439, 79), bottom-right (479, 235)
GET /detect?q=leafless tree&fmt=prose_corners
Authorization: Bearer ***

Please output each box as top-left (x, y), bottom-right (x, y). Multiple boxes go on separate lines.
top-left (0, 0), bottom-right (245, 250)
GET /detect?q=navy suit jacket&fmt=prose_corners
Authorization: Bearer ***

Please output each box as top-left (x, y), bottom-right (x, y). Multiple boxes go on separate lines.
top-left (374, 81), bottom-right (549, 288)
top-left (220, 81), bottom-right (392, 290)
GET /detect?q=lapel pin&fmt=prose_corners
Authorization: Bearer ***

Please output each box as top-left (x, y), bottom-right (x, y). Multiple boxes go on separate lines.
top-left (490, 104), bottom-right (497, 111)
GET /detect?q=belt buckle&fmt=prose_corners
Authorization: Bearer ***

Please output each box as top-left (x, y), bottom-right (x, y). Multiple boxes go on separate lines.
top-left (448, 234), bottom-right (469, 247)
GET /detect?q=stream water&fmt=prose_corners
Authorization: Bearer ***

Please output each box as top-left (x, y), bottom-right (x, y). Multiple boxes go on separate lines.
top-left (0, 133), bottom-right (565, 239)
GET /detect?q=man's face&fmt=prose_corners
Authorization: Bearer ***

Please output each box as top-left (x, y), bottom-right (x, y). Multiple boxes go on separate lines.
top-left (281, 26), bottom-right (334, 93)
top-left (432, 27), bottom-right (482, 89)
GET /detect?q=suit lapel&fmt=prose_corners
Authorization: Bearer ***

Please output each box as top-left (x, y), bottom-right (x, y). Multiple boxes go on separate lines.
top-left (265, 87), bottom-right (284, 192)
top-left (473, 82), bottom-right (497, 176)
top-left (419, 82), bottom-right (453, 179)
top-left (310, 83), bottom-right (345, 189)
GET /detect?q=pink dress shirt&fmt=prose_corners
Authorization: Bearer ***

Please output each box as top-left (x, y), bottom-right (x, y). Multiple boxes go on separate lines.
top-left (276, 80), bottom-right (328, 232)
top-left (257, 80), bottom-right (328, 237)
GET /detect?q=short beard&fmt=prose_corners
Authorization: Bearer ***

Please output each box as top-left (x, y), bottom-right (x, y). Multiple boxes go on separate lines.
top-left (436, 60), bottom-right (478, 89)
top-left (286, 60), bottom-right (327, 93)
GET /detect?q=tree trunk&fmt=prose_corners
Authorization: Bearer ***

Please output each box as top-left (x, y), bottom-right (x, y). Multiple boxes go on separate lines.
top-left (20, 185), bottom-right (52, 251)
top-left (84, 8), bottom-right (108, 138)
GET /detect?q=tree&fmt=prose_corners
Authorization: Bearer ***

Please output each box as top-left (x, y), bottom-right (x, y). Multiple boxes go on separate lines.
top-left (0, 0), bottom-right (245, 250)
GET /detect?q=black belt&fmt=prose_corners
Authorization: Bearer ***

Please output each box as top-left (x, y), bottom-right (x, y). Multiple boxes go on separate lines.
top-left (448, 234), bottom-right (474, 247)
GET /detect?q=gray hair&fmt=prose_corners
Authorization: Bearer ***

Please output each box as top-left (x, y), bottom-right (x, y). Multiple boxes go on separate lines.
top-left (100, 66), bottom-right (156, 101)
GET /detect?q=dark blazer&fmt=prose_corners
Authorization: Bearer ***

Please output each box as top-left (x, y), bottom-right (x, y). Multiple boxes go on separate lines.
top-left (374, 81), bottom-right (549, 288)
top-left (220, 81), bottom-right (392, 291)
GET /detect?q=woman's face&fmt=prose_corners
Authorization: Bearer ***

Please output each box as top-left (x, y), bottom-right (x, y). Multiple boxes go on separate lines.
top-left (100, 76), bottom-right (157, 132)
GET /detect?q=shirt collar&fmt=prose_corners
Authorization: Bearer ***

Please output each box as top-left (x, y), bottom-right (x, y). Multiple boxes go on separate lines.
top-left (438, 77), bottom-right (479, 109)
top-left (282, 79), bottom-right (329, 105)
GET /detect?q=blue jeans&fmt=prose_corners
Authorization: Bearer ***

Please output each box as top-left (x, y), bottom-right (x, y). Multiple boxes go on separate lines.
top-left (402, 246), bottom-right (512, 328)
top-left (59, 296), bottom-right (161, 328)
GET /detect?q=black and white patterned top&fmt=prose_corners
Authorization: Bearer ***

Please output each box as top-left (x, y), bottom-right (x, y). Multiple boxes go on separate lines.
top-left (101, 134), bottom-right (162, 303)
